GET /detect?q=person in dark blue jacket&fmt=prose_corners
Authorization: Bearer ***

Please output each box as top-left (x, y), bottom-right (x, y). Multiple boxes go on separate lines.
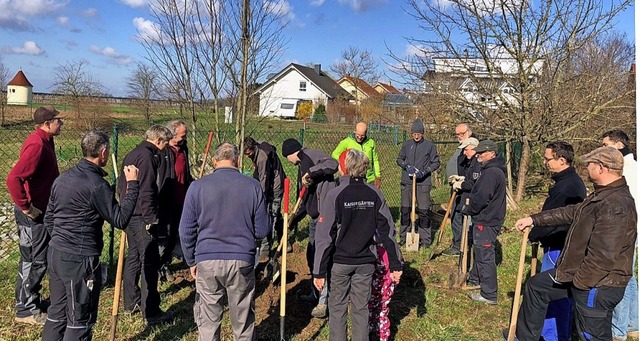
top-left (529, 141), bottom-right (586, 341)
top-left (43, 130), bottom-right (139, 341)
top-left (461, 140), bottom-right (506, 305)
top-left (180, 142), bottom-right (270, 340)
top-left (396, 119), bottom-right (441, 247)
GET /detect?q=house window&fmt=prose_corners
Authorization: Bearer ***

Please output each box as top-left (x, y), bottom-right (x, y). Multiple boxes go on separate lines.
top-left (299, 81), bottom-right (307, 92)
top-left (281, 103), bottom-right (295, 109)
top-left (11, 89), bottom-right (15, 93)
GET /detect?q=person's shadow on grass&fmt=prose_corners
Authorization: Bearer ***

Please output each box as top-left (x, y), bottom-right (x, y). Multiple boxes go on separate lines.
top-left (386, 260), bottom-right (427, 341)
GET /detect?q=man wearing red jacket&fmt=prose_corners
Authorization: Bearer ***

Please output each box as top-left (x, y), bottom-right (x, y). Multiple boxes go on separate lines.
top-left (6, 106), bottom-right (63, 325)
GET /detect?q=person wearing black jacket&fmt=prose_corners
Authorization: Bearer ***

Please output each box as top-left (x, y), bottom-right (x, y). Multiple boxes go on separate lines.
top-left (529, 141), bottom-right (586, 341)
top-left (117, 124), bottom-right (175, 325)
top-left (314, 149), bottom-right (403, 341)
top-left (244, 136), bottom-right (286, 258)
top-left (461, 140), bottom-right (506, 305)
top-left (396, 119), bottom-right (441, 247)
top-left (42, 131), bottom-right (140, 341)
top-left (157, 120), bottom-right (193, 282)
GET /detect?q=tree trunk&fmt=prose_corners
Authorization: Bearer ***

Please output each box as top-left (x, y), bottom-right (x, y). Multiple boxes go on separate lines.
top-left (514, 138), bottom-right (531, 202)
top-left (505, 140), bottom-right (513, 197)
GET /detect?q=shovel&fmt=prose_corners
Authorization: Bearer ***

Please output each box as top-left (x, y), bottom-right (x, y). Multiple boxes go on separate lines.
top-left (427, 191), bottom-right (456, 261)
top-left (279, 179), bottom-right (291, 341)
top-left (406, 175), bottom-right (420, 252)
top-left (507, 227), bottom-right (532, 341)
top-left (270, 185), bottom-right (307, 284)
top-left (109, 154), bottom-right (125, 341)
top-left (448, 202), bottom-right (470, 288)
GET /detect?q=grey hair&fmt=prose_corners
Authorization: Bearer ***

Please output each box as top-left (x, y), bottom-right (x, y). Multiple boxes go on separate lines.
top-left (81, 130), bottom-right (110, 158)
top-left (345, 149), bottom-right (369, 177)
top-left (145, 124), bottom-right (173, 142)
top-left (166, 119), bottom-right (186, 135)
top-left (213, 143), bottom-right (239, 163)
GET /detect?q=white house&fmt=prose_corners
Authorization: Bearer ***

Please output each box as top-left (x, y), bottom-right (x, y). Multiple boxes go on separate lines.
top-left (255, 63), bottom-right (351, 118)
top-left (7, 69), bottom-right (33, 106)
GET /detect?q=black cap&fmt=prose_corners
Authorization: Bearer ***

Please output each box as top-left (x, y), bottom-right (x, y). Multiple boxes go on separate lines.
top-left (476, 140), bottom-right (498, 153)
top-left (411, 119), bottom-right (424, 134)
top-left (33, 106), bottom-right (59, 124)
top-left (281, 138), bottom-right (302, 157)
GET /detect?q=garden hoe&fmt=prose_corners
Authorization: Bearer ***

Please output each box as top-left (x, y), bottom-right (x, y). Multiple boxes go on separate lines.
top-left (270, 185), bottom-right (307, 285)
top-left (449, 199), bottom-right (470, 289)
top-left (279, 179), bottom-right (291, 341)
top-left (427, 191), bottom-right (456, 261)
top-left (109, 154), bottom-right (125, 341)
top-left (507, 226), bottom-right (532, 341)
top-left (406, 175), bottom-right (420, 252)
top-left (197, 131), bottom-right (214, 178)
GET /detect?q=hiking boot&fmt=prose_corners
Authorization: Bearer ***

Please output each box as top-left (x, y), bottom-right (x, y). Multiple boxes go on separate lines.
top-left (442, 247), bottom-right (460, 256)
top-left (124, 304), bottom-right (142, 315)
top-left (502, 328), bottom-right (519, 341)
top-left (311, 304), bottom-right (327, 318)
top-left (15, 312), bottom-right (47, 325)
top-left (145, 311), bottom-right (175, 326)
top-left (468, 292), bottom-right (497, 305)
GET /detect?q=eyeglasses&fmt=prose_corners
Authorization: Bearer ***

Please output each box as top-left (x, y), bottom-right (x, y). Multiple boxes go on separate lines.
top-left (455, 130), bottom-right (468, 137)
top-left (543, 156), bottom-right (557, 163)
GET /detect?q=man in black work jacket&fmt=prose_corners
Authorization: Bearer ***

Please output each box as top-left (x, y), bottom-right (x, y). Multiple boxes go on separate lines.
top-left (43, 130), bottom-right (139, 341)
top-left (117, 124), bottom-right (174, 325)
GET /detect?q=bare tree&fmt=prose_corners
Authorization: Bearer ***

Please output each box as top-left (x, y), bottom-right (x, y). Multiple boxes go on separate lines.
top-left (127, 62), bottom-right (161, 124)
top-left (331, 46), bottom-right (381, 121)
top-left (51, 59), bottom-right (103, 118)
top-left (0, 58), bottom-right (9, 126)
top-left (391, 0), bottom-right (632, 201)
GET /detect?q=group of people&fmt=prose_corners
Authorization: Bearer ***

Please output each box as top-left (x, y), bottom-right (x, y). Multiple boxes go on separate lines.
top-left (5, 106), bottom-right (638, 341)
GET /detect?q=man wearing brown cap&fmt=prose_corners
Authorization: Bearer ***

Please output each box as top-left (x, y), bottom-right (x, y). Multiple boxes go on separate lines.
top-left (6, 106), bottom-right (63, 324)
top-left (508, 146), bottom-right (637, 341)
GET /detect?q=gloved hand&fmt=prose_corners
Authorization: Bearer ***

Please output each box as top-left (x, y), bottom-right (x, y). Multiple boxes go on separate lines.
top-left (404, 165), bottom-right (417, 176)
top-left (301, 172), bottom-right (313, 186)
top-left (452, 179), bottom-right (464, 191)
top-left (415, 170), bottom-right (427, 179)
top-left (374, 178), bottom-right (381, 188)
top-left (22, 204), bottom-right (42, 220)
top-left (448, 175), bottom-right (458, 185)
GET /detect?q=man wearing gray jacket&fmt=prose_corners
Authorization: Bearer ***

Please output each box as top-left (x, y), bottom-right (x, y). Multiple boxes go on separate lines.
top-left (396, 119), bottom-right (441, 247)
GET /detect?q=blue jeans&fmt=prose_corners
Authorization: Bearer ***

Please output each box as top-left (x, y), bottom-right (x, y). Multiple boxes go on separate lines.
top-left (540, 247), bottom-right (573, 341)
top-left (612, 249), bottom-right (639, 339)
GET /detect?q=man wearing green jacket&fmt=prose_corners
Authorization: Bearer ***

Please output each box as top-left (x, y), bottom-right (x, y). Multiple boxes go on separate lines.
top-left (332, 122), bottom-right (381, 188)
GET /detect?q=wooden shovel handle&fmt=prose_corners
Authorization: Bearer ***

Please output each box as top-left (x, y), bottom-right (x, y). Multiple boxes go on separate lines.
top-left (507, 227), bottom-right (532, 341)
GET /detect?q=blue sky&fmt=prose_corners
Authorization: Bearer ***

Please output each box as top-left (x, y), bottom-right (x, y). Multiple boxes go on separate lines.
top-left (0, 0), bottom-right (634, 97)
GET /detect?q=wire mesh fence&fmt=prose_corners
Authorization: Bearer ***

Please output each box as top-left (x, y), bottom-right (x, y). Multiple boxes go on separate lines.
top-left (0, 118), bottom-right (522, 261)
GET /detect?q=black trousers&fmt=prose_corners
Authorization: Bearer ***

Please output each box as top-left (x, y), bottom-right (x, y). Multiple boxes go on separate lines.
top-left (516, 269), bottom-right (625, 341)
top-left (14, 206), bottom-right (49, 317)
top-left (400, 184), bottom-right (432, 246)
top-left (43, 248), bottom-right (101, 341)
top-left (123, 216), bottom-right (162, 318)
top-left (471, 223), bottom-right (499, 300)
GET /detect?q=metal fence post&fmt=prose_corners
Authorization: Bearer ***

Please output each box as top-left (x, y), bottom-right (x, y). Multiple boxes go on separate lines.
top-left (299, 128), bottom-right (304, 146)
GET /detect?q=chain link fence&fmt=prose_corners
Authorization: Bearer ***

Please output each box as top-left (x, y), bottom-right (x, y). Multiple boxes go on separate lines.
top-left (0, 118), bottom-right (523, 261)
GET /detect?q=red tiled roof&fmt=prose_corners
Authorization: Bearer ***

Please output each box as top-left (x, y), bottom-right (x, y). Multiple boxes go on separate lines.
top-left (338, 75), bottom-right (381, 99)
top-left (8, 70), bottom-right (33, 87)
top-left (374, 82), bottom-right (401, 94)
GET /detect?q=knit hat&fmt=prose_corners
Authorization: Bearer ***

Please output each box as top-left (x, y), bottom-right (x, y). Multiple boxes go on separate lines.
top-left (476, 140), bottom-right (498, 153)
top-left (411, 119), bottom-right (424, 134)
top-left (281, 138), bottom-right (302, 157)
top-left (338, 149), bottom-right (350, 174)
top-left (33, 106), bottom-right (59, 124)
top-left (580, 146), bottom-right (624, 170)
top-left (458, 137), bottom-right (479, 149)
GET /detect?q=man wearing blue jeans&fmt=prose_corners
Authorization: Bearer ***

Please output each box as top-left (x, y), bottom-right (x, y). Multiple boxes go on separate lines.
top-left (602, 130), bottom-right (639, 341)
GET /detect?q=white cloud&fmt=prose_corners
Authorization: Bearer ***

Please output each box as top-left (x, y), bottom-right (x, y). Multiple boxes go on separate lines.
top-left (0, 0), bottom-right (66, 30)
top-left (264, 0), bottom-right (295, 22)
top-left (56, 16), bottom-right (69, 27)
top-left (120, 0), bottom-right (148, 7)
top-left (405, 44), bottom-right (429, 58)
top-left (133, 17), bottom-right (162, 42)
top-left (337, 0), bottom-right (387, 12)
top-left (81, 8), bottom-right (98, 17)
top-left (310, 0), bottom-right (325, 6)
top-left (3, 41), bottom-right (45, 55)
top-left (90, 45), bottom-right (133, 65)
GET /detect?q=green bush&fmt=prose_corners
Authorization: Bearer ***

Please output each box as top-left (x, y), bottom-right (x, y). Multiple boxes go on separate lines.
top-left (313, 104), bottom-right (327, 123)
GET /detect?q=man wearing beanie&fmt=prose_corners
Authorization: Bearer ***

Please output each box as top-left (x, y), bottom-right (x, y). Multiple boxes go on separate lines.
top-left (281, 138), bottom-right (338, 318)
top-left (396, 118), bottom-right (441, 248)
